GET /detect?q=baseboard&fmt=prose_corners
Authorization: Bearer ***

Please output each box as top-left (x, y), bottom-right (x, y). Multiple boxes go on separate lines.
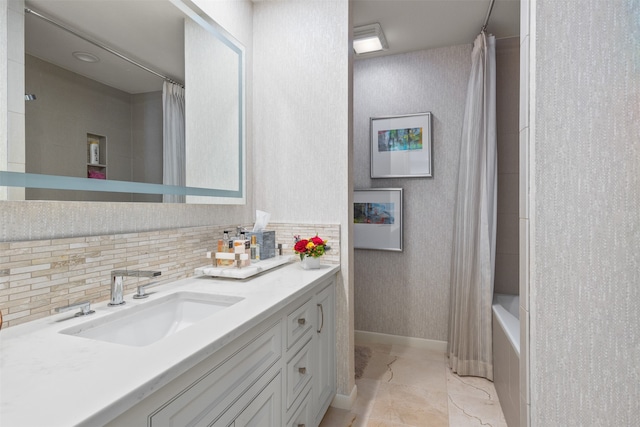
top-left (330, 384), bottom-right (357, 410)
top-left (355, 330), bottom-right (448, 352)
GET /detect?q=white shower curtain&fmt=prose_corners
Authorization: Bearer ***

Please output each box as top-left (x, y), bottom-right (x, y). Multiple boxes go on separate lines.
top-left (447, 32), bottom-right (497, 380)
top-left (162, 81), bottom-right (186, 203)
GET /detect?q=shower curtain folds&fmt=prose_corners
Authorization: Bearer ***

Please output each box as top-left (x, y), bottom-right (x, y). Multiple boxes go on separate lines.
top-left (447, 32), bottom-right (497, 380)
top-left (163, 81), bottom-right (186, 203)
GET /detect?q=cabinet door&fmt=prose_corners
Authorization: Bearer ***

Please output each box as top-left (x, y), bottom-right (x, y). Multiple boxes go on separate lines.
top-left (313, 282), bottom-right (336, 423)
top-left (233, 373), bottom-right (282, 427)
top-left (149, 322), bottom-right (281, 427)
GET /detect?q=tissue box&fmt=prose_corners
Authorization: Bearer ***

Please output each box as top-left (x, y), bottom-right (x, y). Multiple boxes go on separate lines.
top-left (246, 230), bottom-right (276, 260)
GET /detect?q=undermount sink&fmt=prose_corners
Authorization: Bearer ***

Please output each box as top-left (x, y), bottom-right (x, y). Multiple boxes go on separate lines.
top-left (60, 292), bottom-right (243, 347)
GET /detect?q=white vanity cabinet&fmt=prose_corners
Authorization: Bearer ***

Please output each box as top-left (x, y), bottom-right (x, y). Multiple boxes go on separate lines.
top-left (313, 281), bottom-right (336, 425)
top-left (105, 276), bottom-right (336, 427)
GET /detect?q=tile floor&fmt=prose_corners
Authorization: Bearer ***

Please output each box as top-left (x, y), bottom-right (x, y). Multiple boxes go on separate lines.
top-left (319, 342), bottom-right (508, 427)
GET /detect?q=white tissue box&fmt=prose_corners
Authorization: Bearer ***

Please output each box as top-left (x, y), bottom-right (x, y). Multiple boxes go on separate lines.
top-left (246, 230), bottom-right (276, 259)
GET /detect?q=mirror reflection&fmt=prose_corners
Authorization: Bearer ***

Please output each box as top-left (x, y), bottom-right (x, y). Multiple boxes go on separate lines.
top-left (10, 0), bottom-right (244, 203)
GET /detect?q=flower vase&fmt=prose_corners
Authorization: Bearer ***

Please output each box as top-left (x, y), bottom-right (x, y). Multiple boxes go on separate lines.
top-left (301, 256), bottom-right (321, 270)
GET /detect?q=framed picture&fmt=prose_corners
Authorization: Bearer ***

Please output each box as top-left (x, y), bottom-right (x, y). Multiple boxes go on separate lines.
top-left (353, 188), bottom-right (403, 251)
top-left (370, 112), bottom-right (433, 178)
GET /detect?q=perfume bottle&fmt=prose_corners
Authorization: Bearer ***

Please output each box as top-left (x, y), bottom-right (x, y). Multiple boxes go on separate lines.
top-left (250, 235), bottom-right (260, 261)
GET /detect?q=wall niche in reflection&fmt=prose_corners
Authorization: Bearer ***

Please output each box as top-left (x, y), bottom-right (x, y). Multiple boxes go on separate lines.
top-left (25, 55), bottom-right (164, 202)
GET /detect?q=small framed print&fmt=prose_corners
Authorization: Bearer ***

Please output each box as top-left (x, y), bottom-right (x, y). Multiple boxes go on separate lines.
top-left (353, 188), bottom-right (403, 252)
top-left (370, 112), bottom-right (433, 178)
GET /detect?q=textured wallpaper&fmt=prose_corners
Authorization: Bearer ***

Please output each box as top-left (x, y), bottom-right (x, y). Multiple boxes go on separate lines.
top-left (353, 45), bottom-right (471, 342)
top-left (252, 0), bottom-right (353, 398)
top-left (531, 0), bottom-right (640, 424)
top-left (0, 0), bottom-right (7, 194)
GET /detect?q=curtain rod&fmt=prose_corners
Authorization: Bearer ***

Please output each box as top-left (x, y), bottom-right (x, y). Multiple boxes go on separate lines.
top-left (481, 0), bottom-right (496, 33)
top-left (25, 7), bottom-right (184, 88)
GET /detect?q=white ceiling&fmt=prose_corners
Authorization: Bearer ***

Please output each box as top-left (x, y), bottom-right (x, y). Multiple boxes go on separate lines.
top-left (352, 0), bottom-right (521, 59)
top-left (23, 0), bottom-right (520, 94)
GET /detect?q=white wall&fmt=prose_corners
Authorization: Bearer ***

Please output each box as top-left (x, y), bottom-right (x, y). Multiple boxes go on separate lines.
top-left (252, 0), bottom-right (353, 398)
top-left (529, 0), bottom-right (640, 424)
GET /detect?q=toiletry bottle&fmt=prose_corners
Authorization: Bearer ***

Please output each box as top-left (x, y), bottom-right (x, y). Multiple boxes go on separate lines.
top-left (240, 232), bottom-right (250, 251)
top-left (250, 235), bottom-right (260, 261)
top-left (234, 233), bottom-right (250, 267)
top-left (222, 230), bottom-right (232, 266)
top-left (216, 238), bottom-right (224, 266)
top-left (223, 230), bottom-right (230, 249)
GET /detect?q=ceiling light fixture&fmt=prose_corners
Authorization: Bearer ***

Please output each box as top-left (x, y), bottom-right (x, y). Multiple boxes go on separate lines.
top-left (353, 23), bottom-right (388, 55)
top-left (72, 51), bottom-right (100, 63)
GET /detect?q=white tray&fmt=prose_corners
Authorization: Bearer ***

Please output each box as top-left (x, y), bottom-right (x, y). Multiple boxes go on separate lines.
top-left (195, 255), bottom-right (295, 279)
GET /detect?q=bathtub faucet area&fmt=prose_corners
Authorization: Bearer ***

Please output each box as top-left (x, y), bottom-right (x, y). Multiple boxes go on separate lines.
top-left (110, 270), bottom-right (162, 306)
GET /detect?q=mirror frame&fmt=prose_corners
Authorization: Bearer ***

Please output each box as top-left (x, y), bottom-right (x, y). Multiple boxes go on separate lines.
top-left (0, 0), bottom-right (246, 204)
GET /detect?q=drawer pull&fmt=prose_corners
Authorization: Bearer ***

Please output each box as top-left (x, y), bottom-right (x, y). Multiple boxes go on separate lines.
top-left (297, 318), bottom-right (306, 325)
top-left (298, 367), bottom-right (307, 374)
top-left (317, 303), bottom-right (324, 333)
top-left (298, 424), bottom-right (306, 427)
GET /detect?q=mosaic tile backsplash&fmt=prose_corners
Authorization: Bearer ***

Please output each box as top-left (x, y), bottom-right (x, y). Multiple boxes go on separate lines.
top-left (0, 222), bottom-right (339, 328)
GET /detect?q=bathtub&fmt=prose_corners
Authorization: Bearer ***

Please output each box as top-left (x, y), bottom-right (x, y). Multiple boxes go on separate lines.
top-left (492, 293), bottom-right (520, 427)
top-left (492, 293), bottom-right (520, 355)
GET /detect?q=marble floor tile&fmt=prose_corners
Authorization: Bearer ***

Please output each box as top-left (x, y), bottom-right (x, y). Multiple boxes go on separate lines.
top-left (386, 355), bottom-right (448, 392)
top-left (319, 342), bottom-right (508, 427)
top-left (352, 378), bottom-right (380, 418)
top-left (447, 392), bottom-right (507, 427)
top-left (390, 344), bottom-right (446, 363)
top-left (361, 349), bottom-right (397, 381)
top-left (368, 382), bottom-right (449, 427)
top-left (319, 406), bottom-right (360, 427)
top-left (445, 369), bottom-right (499, 401)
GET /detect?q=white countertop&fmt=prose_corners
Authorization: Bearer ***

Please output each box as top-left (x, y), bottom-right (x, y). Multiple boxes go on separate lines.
top-left (0, 262), bottom-right (339, 427)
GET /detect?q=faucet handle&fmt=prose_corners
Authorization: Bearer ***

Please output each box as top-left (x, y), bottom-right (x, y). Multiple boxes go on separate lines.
top-left (56, 301), bottom-right (95, 317)
top-left (133, 279), bottom-right (166, 299)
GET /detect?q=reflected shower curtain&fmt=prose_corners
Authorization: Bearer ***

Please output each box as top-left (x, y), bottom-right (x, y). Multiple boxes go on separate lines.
top-left (447, 32), bottom-right (497, 380)
top-left (162, 81), bottom-right (186, 203)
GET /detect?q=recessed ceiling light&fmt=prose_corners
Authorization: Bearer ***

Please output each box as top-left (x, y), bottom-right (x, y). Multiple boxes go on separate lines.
top-left (353, 23), bottom-right (388, 55)
top-left (72, 51), bottom-right (100, 63)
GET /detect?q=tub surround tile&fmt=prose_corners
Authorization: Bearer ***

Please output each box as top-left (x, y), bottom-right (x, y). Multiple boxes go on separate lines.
top-left (496, 213), bottom-right (519, 254)
top-left (519, 218), bottom-right (530, 311)
top-left (519, 305), bottom-right (530, 405)
top-left (497, 174), bottom-right (519, 215)
top-left (494, 252), bottom-right (519, 295)
top-left (497, 132), bottom-right (520, 175)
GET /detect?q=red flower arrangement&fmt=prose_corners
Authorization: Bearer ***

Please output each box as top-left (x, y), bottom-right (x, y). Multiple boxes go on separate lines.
top-left (293, 235), bottom-right (329, 260)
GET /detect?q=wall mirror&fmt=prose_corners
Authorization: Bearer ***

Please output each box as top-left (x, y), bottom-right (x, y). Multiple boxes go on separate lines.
top-left (1, 0), bottom-right (245, 204)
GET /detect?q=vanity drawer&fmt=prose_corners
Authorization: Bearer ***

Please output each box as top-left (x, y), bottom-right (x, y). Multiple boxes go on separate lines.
top-left (286, 298), bottom-right (314, 349)
top-left (285, 337), bottom-right (313, 410)
top-left (286, 384), bottom-right (313, 427)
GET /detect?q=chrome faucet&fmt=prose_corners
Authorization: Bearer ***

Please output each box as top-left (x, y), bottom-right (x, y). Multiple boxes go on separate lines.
top-left (109, 270), bottom-right (161, 306)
